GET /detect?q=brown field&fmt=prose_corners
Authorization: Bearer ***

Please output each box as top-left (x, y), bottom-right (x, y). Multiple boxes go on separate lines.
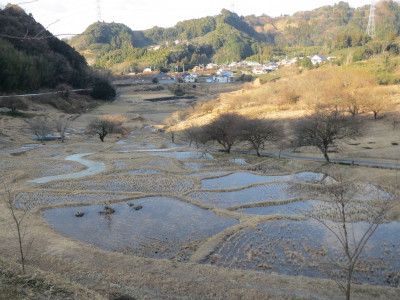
top-left (0, 80), bottom-right (399, 299)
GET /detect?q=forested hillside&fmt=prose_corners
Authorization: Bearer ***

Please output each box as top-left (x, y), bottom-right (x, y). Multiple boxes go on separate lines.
top-left (0, 5), bottom-right (93, 93)
top-left (68, 1), bottom-right (400, 74)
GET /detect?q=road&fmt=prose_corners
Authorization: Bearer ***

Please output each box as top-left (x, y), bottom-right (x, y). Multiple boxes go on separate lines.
top-left (259, 150), bottom-right (400, 169)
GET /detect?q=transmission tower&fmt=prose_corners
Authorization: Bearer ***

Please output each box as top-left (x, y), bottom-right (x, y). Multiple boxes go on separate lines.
top-left (97, 0), bottom-right (102, 22)
top-left (366, 1), bottom-right (376, 39)
top-left (231, 0), bottom-right (235, 13)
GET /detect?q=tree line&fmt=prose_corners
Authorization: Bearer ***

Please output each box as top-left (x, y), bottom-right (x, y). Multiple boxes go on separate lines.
top-left (179, 107), bottom-right (360, 162)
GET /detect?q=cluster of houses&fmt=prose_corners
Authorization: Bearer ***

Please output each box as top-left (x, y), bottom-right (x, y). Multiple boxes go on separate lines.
top-left (142, 54), bottom-right (335, 84)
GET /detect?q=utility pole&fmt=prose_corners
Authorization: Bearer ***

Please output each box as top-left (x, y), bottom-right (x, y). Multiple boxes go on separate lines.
top-left (97, 0), bottom-right (102, 22)
top-left (366, 1), bottom-right (376, 39)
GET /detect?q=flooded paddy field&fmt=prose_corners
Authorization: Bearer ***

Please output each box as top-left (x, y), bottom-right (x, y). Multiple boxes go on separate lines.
top-left (44, 197), bottom-right (238, 260)
top-left (13, 127), bottom-right (399, 290)
top-left (205, 219), bottom-right (400, 286)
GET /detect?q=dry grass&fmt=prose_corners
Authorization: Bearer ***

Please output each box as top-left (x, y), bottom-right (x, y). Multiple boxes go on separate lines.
top-left (0, 81), bottom-right (399, 299)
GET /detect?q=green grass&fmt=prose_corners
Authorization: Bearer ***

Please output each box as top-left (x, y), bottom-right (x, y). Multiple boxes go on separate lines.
top-left (0, 111), bottom-right (33, 118)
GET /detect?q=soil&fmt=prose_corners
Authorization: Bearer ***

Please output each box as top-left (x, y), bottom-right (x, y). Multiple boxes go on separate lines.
top-left (0, 80), bottom-right (399, 300)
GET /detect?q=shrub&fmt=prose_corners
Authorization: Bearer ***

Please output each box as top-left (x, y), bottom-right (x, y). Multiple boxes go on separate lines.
top-left (90, 77), bottom-right (116, 101)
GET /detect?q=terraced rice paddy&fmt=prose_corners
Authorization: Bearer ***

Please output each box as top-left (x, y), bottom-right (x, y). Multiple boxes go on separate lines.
top-left (189, 183), bottom-right (303, 208)
top-left (205, 219), bottom-right (400, 286)
top-left (27, 131), bottom-right (398, 287)
top-left (44, 197), bottom-right (238, 260)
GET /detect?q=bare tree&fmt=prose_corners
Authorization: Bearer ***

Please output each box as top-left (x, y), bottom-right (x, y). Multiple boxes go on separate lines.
top-left (0, 96), bottom-right (28, 113)
top-left (183, 125), bottom-right (209, 148)
top-left (164, 110), bottom-right (190, 143)
top-left (87, 117), bottom-right (115, 142)
top-left (55, 117), bottom-right (69, 143)
top-left (29, 118), bottom-right (52, 142)
top-left (87, 115), bottom-right (127, 142)
top-left (359, 87), bottom-right (392, 120)
top-left (239, 118), bottom-right (284, 156)
top-left (204, 113), bottom-right (246, 153)
top-left (2, 186), bottom-right (33, 274)
top-left (292, 107), bottom-right (360, 162)
top-left (307, 175), bottom-right (396, 300)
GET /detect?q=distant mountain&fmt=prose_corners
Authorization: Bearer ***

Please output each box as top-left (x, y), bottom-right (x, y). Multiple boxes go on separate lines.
top-left (68, 1), bottom-right (400, 72)
top-left (0, 4), bottom-right (92, 93)
top-left (69, 9), bottom-right (272, 70)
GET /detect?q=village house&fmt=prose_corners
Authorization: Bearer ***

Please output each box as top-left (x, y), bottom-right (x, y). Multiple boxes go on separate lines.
top-left (252, 66), bottom-right (268, 75)
top-left (214, 73), bottom-right (236, 83)
top-left (216, 68), bottom-right (232, 76)
top-left (246, 61), bottom-right (261, 67)
top-left (182, 74), bottom-right (198, 83)
top-left (206, 63), bottom-right (219, 70)
top-left (265, 62), bottom-right (279, 71)
top-left (311, 54), bottom-right (328, 65)
top-left (153, 72), bottom-right (176, 84)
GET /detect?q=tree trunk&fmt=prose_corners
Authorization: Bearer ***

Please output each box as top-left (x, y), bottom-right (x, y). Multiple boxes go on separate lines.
top-left (17, 223), bottom-right (26, 274)
top-left (323, 150), bottom-right (330, 162)
top-left (346, 267), bottom-right (353, 300)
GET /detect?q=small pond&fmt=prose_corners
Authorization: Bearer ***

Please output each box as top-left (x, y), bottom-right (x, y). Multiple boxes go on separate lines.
top-left (206, 219), bottom-right (400, 286)
top-left (44, 197), bottom-right (238, 260)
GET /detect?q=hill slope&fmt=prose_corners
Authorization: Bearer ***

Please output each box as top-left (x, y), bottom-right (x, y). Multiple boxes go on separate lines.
top-left (68, 1), bottom-right (400, 72)
top-left (0, 4), bottom-right (92, 93)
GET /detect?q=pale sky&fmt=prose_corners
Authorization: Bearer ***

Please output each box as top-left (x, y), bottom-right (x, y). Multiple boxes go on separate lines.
top-left (1, 0), bottom-right (372, 37)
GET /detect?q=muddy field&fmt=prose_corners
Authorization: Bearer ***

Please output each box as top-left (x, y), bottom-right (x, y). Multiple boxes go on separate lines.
top-left (0, 82), bottom-right (399, 300)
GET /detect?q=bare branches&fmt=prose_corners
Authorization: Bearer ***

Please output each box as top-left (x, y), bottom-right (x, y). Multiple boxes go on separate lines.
top-left (292, 107), bottom-right (361, 162)
top-left (306, 175), bottom-right (396, 300)
top-left (87, 115), bottom-right (127, 142)
top-left (204, 113), bottom-right (247, 153)
top-left (55, 117), bottom-right (69, 143)
top-left (28, 118), bottom-right (52, 142)
top-left (2, 185), bottom-right (33, 274)
top-left (239, 118), bottom-right (284, 156)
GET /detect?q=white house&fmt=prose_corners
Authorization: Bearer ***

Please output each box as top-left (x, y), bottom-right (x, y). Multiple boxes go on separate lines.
top-left (265, 63), bottom-right (279, 71)
top-left (311, 54), bottom-right (328, 65)
top-left (206, 63), bottom-right (219, 70)
top-left (252, 66), bottom-right (269, 75)
top-left (246, 61), bottom-right (261, 66)
top-left (215, 74), bottom-right (236, 83)
top-left (182, 75), bottom-right (197, 83)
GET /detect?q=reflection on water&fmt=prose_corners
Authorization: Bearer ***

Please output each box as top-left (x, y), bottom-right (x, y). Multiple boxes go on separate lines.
top-left (201, 172), bottom-right (331, 190)
top-left (206, 219), bottom-right (400, 286)
top-left (44, 197), bottom-right (238, 260)
top-left (238, 200), bottom-right (324, 216)
top-left (189, 183), bottom-right (302, 208)
top-left (148, 151), bottom-right (213, 160)
top-left (29, 153), bottom-right (106, 184)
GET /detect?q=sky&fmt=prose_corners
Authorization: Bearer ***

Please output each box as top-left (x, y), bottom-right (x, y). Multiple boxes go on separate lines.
top-left (1, 0), bottom-right (373, 37)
